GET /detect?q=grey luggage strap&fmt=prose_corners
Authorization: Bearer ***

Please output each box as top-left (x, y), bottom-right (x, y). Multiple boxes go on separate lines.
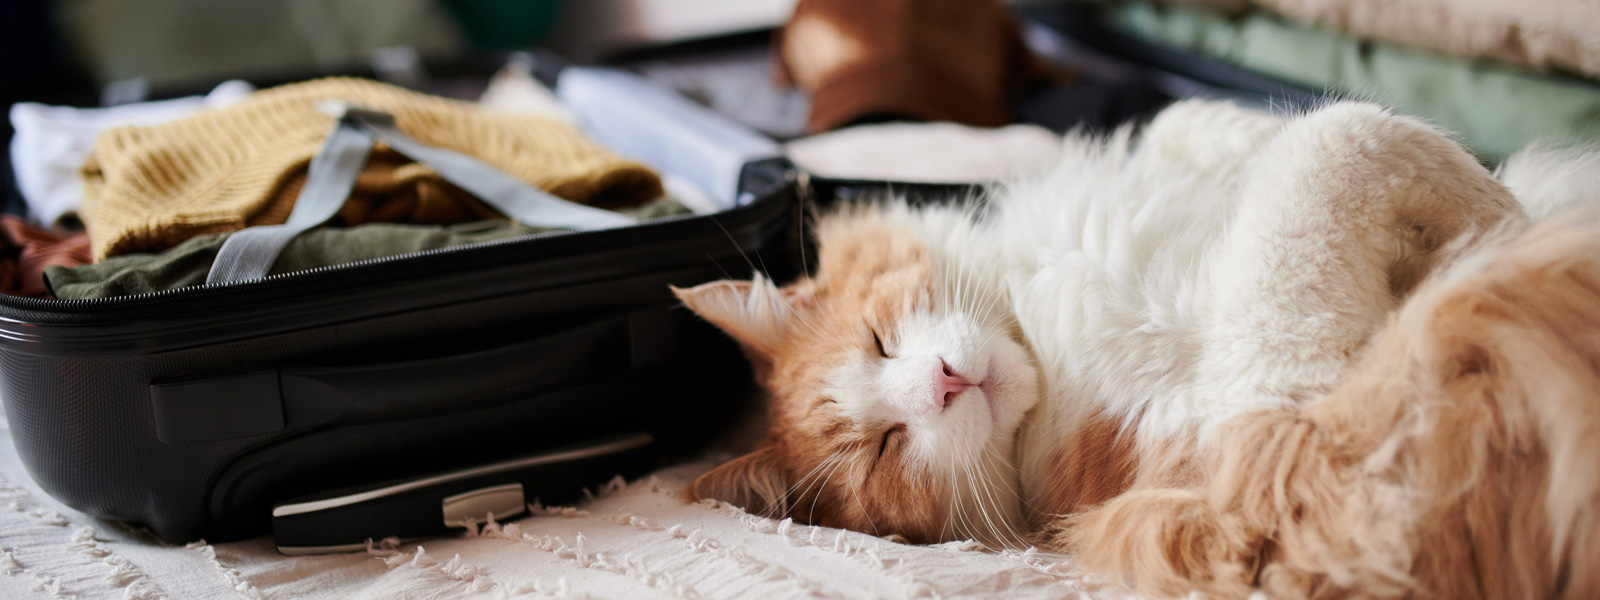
top-left (206, 101), bottom-right (637, 284)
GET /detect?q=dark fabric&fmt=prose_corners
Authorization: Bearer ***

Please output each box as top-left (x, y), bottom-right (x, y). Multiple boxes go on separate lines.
top-left (1, 215), bottom-right (92, 298)
top-left (776, 0), bottom-right (1046, 133)
top-left (46, 198), bottom-right (688, 299)
top-left (1016, 75), bottom-right (1173, 134)
top-left (1, 145), bottom-right (26, 219)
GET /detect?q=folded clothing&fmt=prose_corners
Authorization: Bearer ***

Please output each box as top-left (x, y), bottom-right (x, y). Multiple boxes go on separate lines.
top-left (47, 197), bottom-right (689, 300)
top-left (1110, 2), bottom-right (1600, 161)
top-left (786, 122), bottom-right (1063, 183)
top-left (557, 68), bottom-right (782, 215)
top-left (1, 216), bottom-right (92, 298)
top-left (8, 80), bottom-right (254, 227)
top-left (81, 77), bottom-right (664, 261)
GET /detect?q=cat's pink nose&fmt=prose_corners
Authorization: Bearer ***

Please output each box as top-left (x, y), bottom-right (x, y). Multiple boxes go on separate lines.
top-left (935, 360), bottom-right (975, 410)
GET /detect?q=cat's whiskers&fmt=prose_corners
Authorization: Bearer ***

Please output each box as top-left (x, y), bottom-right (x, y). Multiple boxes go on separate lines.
top-left (931, 254), bottom-right (1032, 550)
top-left (783, 302), bottom-right (827, 341)
top-left (953, 439), bottom-right (996, 547)
top-left (954, 261), bottom-right (1011, 354)
top-left (942, 439), bottom-right (979, 544)
top-left (808, 451), bottom-right (850, 525)
top-left (705, 217), bottom-right (836, 343)
top-left (964, 441), bottom-right (1024, 549)
top-left (975, 439), bottom-right (1034, 548)
top-left (955, 442), bottom-right (988, 544)
top-left (939, 258), bottom-right (960, 316)
top-left (970, 444), bottom-right (1017, 548)
top-left (975, 274), bottom-right (1007, 323)
top-left (772, 450), bottom-right (845, 518)
top-left (978, 435), bottom-right (1037, 512)
top-left (708, 215), bottom-right (769, 283)
top-left (844, 457), bottom-right (882, 537)
top-left (764, 274), bottom-right (828, 341)
top-left (959, 263), bottom-right (1030, 549)
top-left (939, 449), bottom-right (959, 542)
top-left (947, 453), bottom-right (980, 545)
top-left (972, 314), bottom-right (1009, 358)
top-left (955, 260), bottom-right (971, 315)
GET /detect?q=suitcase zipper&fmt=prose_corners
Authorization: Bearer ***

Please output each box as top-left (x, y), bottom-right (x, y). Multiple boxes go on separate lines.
top-left (0, 162), bottom-right (796, 361)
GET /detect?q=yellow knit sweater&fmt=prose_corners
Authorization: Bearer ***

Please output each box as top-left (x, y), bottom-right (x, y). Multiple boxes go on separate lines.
top-left (81, 78), bottom-right (662, 260)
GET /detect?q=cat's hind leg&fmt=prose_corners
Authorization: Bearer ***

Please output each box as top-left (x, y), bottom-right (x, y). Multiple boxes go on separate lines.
top-left (1193, 102), bottom-right (1524, 422)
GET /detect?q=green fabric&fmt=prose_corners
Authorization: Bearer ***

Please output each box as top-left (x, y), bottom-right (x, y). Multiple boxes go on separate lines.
top-left (46, 198), bottom-right (690, 299)
top-left (1107, 2), bottom-right (1600, 161)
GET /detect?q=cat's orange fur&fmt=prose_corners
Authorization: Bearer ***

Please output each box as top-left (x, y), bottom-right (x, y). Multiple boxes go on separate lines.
top-left (678, 211), bottom-right (956, 542)
top-left (1058, 215), bottom-right (1600, 598)
top-left (680, 209), bottom-right (1600, 598)
top-left (1030, 410), bottom-right (1142, 525)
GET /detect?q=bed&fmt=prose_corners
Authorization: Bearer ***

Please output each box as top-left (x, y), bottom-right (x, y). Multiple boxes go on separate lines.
top-left (0, 414), bottom-right (1141, 600)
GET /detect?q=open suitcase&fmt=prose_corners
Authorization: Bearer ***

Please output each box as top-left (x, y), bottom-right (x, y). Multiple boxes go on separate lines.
top-left (0, 59), bottom-right (805, 552)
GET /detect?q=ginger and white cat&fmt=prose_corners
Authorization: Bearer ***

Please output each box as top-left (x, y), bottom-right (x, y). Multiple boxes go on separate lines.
top-left (672, 100), bottom-right (1600, 598)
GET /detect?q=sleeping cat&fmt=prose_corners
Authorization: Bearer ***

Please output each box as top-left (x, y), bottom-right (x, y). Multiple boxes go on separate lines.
top-left (672, 100), bottom-right (1600, 598)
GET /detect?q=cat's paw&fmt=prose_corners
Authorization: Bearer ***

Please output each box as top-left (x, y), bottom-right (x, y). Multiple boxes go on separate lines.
top-left (1048, 489), bottom-right (1261, 599)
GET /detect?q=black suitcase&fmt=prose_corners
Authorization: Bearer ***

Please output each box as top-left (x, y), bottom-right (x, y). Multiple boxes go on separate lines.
top-left (0, 86), bottom-right (800, 550)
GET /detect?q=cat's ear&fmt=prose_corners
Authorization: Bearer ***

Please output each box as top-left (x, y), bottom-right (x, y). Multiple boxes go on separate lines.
top-left (685, 445), bottom-right (791, 518)
top-left (671, 276), bottom-right (808, 359)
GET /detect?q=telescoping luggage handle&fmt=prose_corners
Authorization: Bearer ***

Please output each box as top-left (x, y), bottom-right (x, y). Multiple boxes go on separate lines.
top-left (271, 432), bottom-right (655, 555)
top-left (205, 101), bottom-right (638, 285)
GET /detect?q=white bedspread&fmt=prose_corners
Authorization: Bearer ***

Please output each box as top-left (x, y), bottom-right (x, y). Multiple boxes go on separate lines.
top-left (0, 418), bottom-right (1136, 600)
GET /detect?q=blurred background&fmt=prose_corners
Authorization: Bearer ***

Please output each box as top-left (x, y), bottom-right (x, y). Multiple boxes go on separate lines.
top-left (2, 0), bottom-right (787, 105)
top-left (5, 0), bottom-right (1600, 219)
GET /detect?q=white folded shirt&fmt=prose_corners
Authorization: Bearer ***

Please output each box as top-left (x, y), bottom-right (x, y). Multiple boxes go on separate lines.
top-left (786, 121), bottom-right (1064, 184)
top-left (8, 80), bottom-right (254, 226)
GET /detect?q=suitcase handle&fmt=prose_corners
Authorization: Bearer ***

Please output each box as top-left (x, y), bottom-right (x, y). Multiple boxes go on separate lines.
top-left (150, 307), bottom-right (688, 443)
top-left (271, 432), bottom-right (655, 554)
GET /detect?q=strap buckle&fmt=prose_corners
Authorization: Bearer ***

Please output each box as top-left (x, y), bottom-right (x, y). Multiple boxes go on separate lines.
top-left (314, 99), bottom-right (395, 127)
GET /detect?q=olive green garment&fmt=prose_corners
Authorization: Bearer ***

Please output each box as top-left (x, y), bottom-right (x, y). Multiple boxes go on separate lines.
top-left (1108, 2), bottom-right (1600, 161)
top-left (46, 198), bottom-right (690, 300)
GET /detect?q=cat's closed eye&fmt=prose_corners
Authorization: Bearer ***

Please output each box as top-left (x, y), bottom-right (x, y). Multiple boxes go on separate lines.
top-left (877, 424), bottom-right (906, 461)
top-left (871, 328), bottom-right (892, 358)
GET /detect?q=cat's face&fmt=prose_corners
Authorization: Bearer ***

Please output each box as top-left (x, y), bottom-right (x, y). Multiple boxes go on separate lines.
top-left (675, 206), bottom-right (1040, 545)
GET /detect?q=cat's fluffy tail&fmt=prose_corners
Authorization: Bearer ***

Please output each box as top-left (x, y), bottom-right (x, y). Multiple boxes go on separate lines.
top-left (1057, 212), bottom-right (1600, 599)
